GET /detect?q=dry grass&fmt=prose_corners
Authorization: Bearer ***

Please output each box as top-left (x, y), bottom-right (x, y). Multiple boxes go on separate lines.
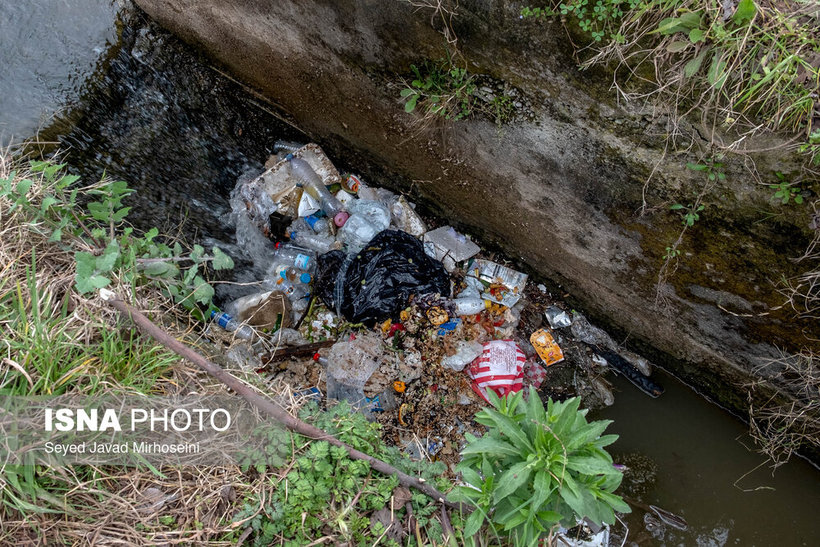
top-left (747, 349), bottom-right (820, 467)
top-left (0, 151), bottom-right (257, 542)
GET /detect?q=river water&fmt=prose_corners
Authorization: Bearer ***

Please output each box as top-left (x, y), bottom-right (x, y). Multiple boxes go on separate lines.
top-left (2, 2), bottom-right (818, 545)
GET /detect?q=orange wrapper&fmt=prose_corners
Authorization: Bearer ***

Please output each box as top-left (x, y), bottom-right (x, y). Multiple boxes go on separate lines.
top-left (530, 328), bottom-right (565, 366)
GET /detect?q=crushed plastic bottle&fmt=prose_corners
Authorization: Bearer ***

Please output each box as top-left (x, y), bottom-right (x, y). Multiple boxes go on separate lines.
top-left (210, 310), bottom-right (254, 340)
top-left (288, 157), bottom-right (349, 226)
top-left (390, 195), bottom-right (427, 237)
top-left (338, 199), bottom-right (392, 251)
top-left (289, 230), bottom-right (338, 254)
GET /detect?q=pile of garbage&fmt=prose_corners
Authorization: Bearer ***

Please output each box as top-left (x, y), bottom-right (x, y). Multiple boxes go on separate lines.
top-left (211, 142), bottom-right (664, 470)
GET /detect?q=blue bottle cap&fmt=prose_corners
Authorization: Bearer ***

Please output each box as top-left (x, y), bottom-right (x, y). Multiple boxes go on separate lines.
top-left (300, 273), bottom-right (312, 284)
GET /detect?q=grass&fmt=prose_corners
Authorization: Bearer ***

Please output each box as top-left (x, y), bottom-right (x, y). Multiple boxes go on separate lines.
top-left (0, 152), bottom-right (465, 545)
top-left (524, 1), bottom-right (820, 161)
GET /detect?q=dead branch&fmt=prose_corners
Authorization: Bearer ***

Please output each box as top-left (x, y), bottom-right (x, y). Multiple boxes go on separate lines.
top-left (99, 289), bottom-right (467, 511)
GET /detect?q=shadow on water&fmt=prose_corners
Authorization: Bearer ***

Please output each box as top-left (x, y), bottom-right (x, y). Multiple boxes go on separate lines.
top-left (4, 2), bottom-right (820, 546)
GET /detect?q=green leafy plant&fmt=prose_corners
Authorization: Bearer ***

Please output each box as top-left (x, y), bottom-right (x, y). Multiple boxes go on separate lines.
top-left (663, 246), bottom-right (681, 260)
top-left (670, 202), bottom-right (704, 226)
top-left (451, 391), bottom-right (628, 546)
top-left (400, 59), bottom-right (477, 121)
top-left (523, 2), bottom-right (820, 168)
top-left (769, 172), bottom-right (804, 205)
top-left (232, 402), bottom-right (454, 545)
top-left (0, 161), bottom-right (233, 318)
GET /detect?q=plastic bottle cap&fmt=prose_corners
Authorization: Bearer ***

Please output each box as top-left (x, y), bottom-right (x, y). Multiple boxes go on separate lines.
top-left (299, 273), bottom-right (312, 284)
top-left (312, 353), bottom-right (321, 361)
top-left (334, 211), bottom-right (350, 227)
top-left (209, 309), bottom-right (218, 319)
top-left (275, 241), bottom-right (281, 249)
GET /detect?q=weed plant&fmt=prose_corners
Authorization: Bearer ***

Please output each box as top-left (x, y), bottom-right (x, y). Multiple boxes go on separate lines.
top-left (523, 1), bottom-right (820, 161)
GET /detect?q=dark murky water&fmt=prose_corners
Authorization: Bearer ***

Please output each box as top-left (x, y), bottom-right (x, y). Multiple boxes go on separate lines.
top-left (3, 2), bottom-right (819, 545)
top-left (597, 369), bottom-right (820, 546)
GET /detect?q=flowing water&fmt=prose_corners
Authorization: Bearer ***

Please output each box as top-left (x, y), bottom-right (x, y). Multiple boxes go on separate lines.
top-left (0, 0), bottom-right (121, 146)
top-left (2, 2), bottom-right (818, 545)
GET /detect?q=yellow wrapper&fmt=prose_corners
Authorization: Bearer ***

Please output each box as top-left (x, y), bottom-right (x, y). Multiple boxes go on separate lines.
top-left (530, 328), bottom-right (564, 366)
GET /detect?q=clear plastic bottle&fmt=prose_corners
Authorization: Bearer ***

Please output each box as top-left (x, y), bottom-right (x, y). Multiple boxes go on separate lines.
top-left (289, 157), bottom-right (349, 226)
top-left (304, 212), bottom-right (331, 235)
top-left (289, 230), bottom-right (337, 254)
top-left (273, 243), bottom-right (316, 273)
top-left (453, 297), bottom-right (491, 315)
top-left (210, 310), bottom-right (254, 340)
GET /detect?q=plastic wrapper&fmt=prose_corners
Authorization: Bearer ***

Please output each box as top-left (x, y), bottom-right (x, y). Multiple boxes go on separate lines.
top-left (390, 196), bottom-right (427, 237)
top-left (466, 340), bottom-right (527, 403)
top-left (466, 259), bottom-right (528, 308)
top-left (530, 328), bottom-right (565, 366)
top-left (227, 290), bottom-right (291, 330)
top-left (315, 230), bottom-right (451, 327)
top-left (442, 340), bottom-right (485, 372)
top-left (423, 226), bottom-right (480, 272)
top-left (544, 306), bottom-right (572, 328)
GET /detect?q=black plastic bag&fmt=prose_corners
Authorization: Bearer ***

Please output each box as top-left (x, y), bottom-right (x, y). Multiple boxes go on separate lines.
top-left (315, 230), bottom-right (451, 326)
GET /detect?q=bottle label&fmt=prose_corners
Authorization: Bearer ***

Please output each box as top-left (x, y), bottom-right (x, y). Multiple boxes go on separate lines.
top-left (215, 313), bottom-right (231, 328)
top-left (305, 215), bottom-right (319, 229)
top-left (294, 254), bottom-right (311, 269)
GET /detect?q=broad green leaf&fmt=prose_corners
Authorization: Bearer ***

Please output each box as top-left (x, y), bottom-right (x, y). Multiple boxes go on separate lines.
top-left (732, 0), bottom-right (756, 25)
top-left (211, 246), bottom-right (234, 270)
top-left (183, 263), bottom-right (198, 284)
top-left (404, 95), bottom-right (418, 113)
top-left (141, 261), bottom-right (177, 277)
top-left (593, 434), bottom-right (619, 448)
top-left (399, 88), bottom-right (414, 98)
top-left (461, 435), bottom-right (520, 458)
top-left (463, 508), bottom-right (485, 537)
top-left (566, 455), bottom-right (618, 476)
top-left (55, 174), bottom-right (80, 190)
top-left (191, 244), bottom-right (205, 261)
top-left (111, 207), bottom-right (131, 223)
top-left (74, 252), bottom-right (96, 278)
top-left (96, 240), bottom-right (120, 272)
top-left (596, 490), bottom-right (631, 514)
top-left (653, 17), bottom-right (685, 35)
top-left (192, 276), bottom-right (215, 305)
top-left (144, 227), bottom-right (159, 241)
top-left (493, 461), bottom-right (533, 503)
top-left (485, 411), bottom-right (534, 453)
top-left (707, 52), bottom-right (728, 87)
top-left (667, 41), bottom-right (690, 53)
top-left (684, 49), bottom-right (709, 78)
top-left (677, 12), bottom-right (702, 31)
top-left (87, 201), bottom-right (109, 221)
top-left (40, 196), bottom-right (59, 212)
top-left (15, 179), bottom-right (33, 195)
top-left (688, 28), bottom-right (705, 43)
top-left (531, 470), bottom-right (554, 510)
